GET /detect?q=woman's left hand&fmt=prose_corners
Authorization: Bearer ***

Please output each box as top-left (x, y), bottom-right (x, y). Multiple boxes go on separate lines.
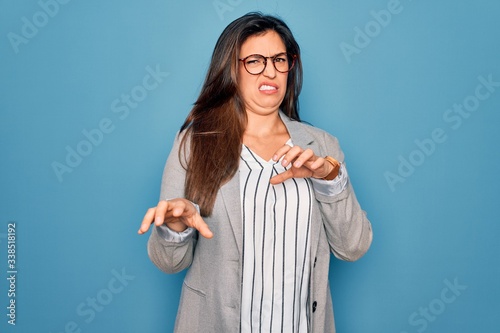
top-left (269, 144), bottom-right (333, 184)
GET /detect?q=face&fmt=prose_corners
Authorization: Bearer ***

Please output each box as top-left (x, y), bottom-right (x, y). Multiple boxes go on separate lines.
top-left (238, 30), bottom-right (289, 117)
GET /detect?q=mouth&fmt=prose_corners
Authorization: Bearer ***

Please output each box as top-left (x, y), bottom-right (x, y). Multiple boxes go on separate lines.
top-left (259, 84), bottom-right (278, 92)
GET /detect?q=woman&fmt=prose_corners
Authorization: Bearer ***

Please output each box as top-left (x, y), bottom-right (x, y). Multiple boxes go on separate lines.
top-left (138, 12), bottom-right (372, 333)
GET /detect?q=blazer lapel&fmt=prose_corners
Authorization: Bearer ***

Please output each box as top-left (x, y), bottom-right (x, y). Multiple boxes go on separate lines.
top-left (220, 173), bottom-right (243, 255)
top-left (280, 112), bottom-right (315, 149)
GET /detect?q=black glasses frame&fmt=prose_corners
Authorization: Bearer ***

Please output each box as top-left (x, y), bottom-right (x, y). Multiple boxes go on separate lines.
top-left (239, 53), bottom-right (297, 75)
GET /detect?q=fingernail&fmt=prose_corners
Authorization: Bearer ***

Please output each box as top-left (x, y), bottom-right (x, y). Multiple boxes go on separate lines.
top-left (282, 159), bottom-right (288, 166)
top-left (294, 161), bottom-right (301, 168)
top-left (272, 154), bottom-right (278, 161)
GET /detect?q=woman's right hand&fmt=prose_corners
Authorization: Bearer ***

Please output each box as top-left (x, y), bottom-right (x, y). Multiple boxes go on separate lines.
top-left (137, 198), bottom-right (213, 238)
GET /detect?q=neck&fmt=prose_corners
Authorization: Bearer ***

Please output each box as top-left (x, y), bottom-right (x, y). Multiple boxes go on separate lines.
top-left (244, 110), bottom-right (284, 138)
top-left (242, 109), bottom-right (290, 161)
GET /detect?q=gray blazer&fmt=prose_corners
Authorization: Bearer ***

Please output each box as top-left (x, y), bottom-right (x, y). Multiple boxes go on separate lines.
top-left (148, 113), bottom-right (373, 332)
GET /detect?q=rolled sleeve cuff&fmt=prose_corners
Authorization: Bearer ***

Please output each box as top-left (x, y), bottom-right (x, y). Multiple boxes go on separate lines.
top-left (310, 163), bottom-right (349, 196)
top-left (156, 225), bottom-right (196, 243)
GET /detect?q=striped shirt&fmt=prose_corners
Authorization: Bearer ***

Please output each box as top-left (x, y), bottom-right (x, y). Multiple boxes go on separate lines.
top-left (239, 139), bottom-right (313, 333)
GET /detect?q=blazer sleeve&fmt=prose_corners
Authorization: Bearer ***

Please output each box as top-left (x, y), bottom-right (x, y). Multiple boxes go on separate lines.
top-left (314, 130), bottom-right (373, 262)
top-left (147, 131), bottom-right (198, 274)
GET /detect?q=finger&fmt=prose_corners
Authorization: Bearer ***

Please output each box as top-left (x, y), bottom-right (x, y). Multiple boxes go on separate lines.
top-left (272, 144), bottom-right (292, 162)
top-left (269, 169), bottom-right (293, 185)
top-left (292, 148), bottom-right (315, 168)
top-left (309, 156), bottom-right (325, 169)
top-left (306, 156), bottom-right (338, 179)
top-left (300, 156), bottom-right (325, 174)
top-left (282, 146), bottom-right (304, 167)
top-left (309, 156), bottom-right (330, 177)
top-left (166, 199), bottom-right (199, 220)
top-left (138, 207), bottom-right (156, 234)
top-left (172, 201), bottom-right (212, 238)
top-left (154, 200), bottom-right (169, 226)
top-left (170, 200), bottom-right (188, 217)
top-left (193, 216), bottom-right (214, 239)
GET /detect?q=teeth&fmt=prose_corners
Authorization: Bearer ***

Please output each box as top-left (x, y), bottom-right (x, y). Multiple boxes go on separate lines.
top-left (259, 85), bottom-right (277, 91)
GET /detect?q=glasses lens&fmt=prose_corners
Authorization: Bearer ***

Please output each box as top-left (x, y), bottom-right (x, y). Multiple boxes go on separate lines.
top-left (273, 53), bottom-right (292, 73)
top-left (244, 55), bottom-right (266, 74)
top-left (242, 54), bottom-right (296, 74)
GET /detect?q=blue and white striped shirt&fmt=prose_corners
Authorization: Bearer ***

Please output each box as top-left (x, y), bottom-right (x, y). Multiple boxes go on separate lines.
top-left (239, 140), bottom-right (313, 333)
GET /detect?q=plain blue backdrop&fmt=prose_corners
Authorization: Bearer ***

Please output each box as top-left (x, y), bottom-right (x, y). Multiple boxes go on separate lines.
top-left (1, 0), bottom-right (499, 332)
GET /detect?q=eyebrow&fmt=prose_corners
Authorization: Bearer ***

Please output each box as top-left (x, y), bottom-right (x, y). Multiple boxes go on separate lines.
top-left (240, 51), bottom-right (288, 58)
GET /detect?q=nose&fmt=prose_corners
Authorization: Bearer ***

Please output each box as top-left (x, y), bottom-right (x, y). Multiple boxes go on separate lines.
top-left (262, 60), bottom-right (277, 78)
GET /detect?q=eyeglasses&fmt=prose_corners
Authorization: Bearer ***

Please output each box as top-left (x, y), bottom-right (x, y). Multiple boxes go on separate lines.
top-left (239, 52), bottom-right (297, 75)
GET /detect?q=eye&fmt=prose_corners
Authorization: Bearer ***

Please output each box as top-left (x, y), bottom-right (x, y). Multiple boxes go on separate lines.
top-left (245, 55), bottom-right (264, 65)
top-left (274, 56), bottom-right (287, 63)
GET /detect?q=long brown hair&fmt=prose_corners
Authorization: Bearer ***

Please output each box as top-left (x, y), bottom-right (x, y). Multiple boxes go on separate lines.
top-left (179, 12), bottom-right (303, 216)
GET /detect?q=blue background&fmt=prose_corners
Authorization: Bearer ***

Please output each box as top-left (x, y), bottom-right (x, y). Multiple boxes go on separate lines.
top-left (1, 0), bottom-right (499, 332)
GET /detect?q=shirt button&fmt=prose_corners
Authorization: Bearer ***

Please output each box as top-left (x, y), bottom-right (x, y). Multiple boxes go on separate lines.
top-left (312, 301), bottom-right (317, 312)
